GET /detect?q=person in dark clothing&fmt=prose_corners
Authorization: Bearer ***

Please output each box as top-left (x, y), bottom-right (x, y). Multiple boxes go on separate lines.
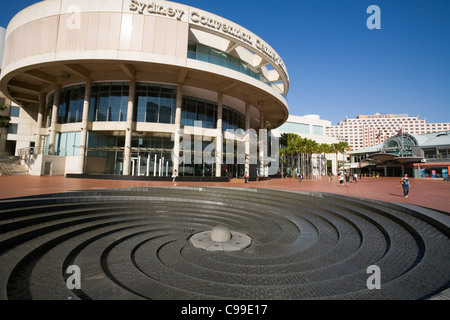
top-left (401, 174), bottom-right (410, 198)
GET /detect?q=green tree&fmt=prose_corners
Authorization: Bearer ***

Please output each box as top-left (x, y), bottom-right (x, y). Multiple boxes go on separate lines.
top-left (278, 147), bottom-right (287, 179)
top-left (0, 104), bottom-right (11, 130)
top-left (334, 141), bottom-right (351, 172)
top-left (281, 133), bottom-right (302, 177)
top-left (319, 143), bottom-right (332, 175)
top-left (305, 139), bottom-right (319, 178)
top-left (298, 137), bottom-right (308, 178)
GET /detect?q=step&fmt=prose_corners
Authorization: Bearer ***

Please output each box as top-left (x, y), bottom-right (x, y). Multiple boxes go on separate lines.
top-left (0, 187), bottom-right (448, 300)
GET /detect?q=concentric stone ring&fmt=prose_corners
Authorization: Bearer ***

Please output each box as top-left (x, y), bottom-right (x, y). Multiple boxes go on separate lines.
top-left (0, 187), bottom-right (448, 300)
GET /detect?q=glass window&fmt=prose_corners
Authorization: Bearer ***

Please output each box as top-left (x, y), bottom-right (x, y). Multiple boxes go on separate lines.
top-left (187, 43), bottom-right (285, 97)
top-left (134, 83), bottom-right (176, 124)
top-left (182, 97), bottom-right (197, 127)
top-left (135, 85), bottom-right (148, 123)
top-left (9, 106), bottom-right (20, 118)
top-left (109, 86), bottom-right (122, 121)
top-left (57, 85), bottom-right (84, 124)
top-left (89, 86), bottom-right (98, 122)
top-left (58, 90), bottom-right (69, 124)
top-left (97, 83), bottom-right (110, 121)
top-left (7, 123), bottom-right (18, 134)
top-left (196, 100), bottom-right (206, 123)
top-left (180, 96), bottom-right (243, 130)
top-left (278, 122), bottom-right (310, 134)
top-left (160, 86), bottom-right (175, 124)
top-left (205, 103), bottom-right (215, 125)
top-left (54, 131), bottom-right (80, 156)
top-left (222, 108), bottom-right (229, 129)
top-left (91, 82), bottom-right (129, 122)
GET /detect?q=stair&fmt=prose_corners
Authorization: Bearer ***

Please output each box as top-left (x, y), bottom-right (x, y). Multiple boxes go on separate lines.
top-left (0, 155), bottom-right (30, 176)
top-left (0, 187), bottom-right (448, 300)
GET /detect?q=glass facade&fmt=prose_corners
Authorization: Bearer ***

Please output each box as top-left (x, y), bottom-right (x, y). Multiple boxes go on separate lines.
top-left (52, 83), bottom-right (245, 130)
top-left (56, 85), bottom-right (85, 124)
top-left (134, 83), bottom-right (176, 124)
top-left (312, 125), bottom-right (324, 135)
top-left (419, 167), bottom-right (449, 179)
top-left (383, 134), bottom-right (418, 156)
top-left (44, 82), bottom-right (249, 176)
top-left (182, 96), bottom-right (216, 128)
top-left (9, 106), bottom-right (20, 117)
top-left (188, 43), bottom-right (284, 97)
top-left (89, 82), bottom-right (129, 122)
top-left (7, 123), bottom-right (18, 134)
top-left (55, 132), bottom-right (81, 156)
top-left (86, 131), bottom-right (125, 175)
top-left (181, 96), bottom-right (244, 130)
top-left (278, 122), bottom-right (310, 135)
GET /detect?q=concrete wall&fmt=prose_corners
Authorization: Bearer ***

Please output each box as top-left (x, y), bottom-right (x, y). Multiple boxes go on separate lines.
top-left (0, 26), bottom-right (5, 70)
top-left (20, 154), bottom-right (66, 176)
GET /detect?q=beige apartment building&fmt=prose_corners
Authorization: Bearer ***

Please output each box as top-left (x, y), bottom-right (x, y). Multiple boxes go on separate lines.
top-left (326, 113), bottom-right (450, 151)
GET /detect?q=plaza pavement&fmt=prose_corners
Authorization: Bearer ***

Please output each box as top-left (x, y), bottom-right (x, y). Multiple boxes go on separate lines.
top-left (0, 175), bottom-right (448, 213)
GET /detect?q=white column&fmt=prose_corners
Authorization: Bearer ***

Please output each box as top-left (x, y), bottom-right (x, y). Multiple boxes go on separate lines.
top-left (215, 92), bottom-right (223, 177)
top-left (34, 92), bottom-right (46, 154)
top-left (172, 83), bottom-right (183, 174)
top-left (78, 81), bottom-right (91, 174)
top-left (123, 79), bottom-right (135, 175)
top-left (137, 155), bottom-right (141, 176)
top-left (48, 84), bottom-right (61, 155)
top-left (259, 110), bottom-right (265, 178)
top-left (244, 101), bottom-right (250, 176)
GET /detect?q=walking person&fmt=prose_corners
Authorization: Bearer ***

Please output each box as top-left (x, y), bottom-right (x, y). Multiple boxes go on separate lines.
top-left (353, 173), bottom-right (358, 183)
top-left (345, 173), bottom-right (350, 187)
top-left (244, 172), bottom-right (248, 183)
top-left (328, 172), bottom-right (332, 182)
top-left (297, 172), bottom-right (302, 182)
top-left (339, 173), bottom-right (344, 187)
top-left (401, 173), bottom-right (410, 198)
top-left (172, 169), bottom-right (178, 186)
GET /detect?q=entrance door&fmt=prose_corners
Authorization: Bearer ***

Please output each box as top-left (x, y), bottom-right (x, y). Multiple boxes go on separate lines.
top-left (43, 161), bottom-right (52, 176)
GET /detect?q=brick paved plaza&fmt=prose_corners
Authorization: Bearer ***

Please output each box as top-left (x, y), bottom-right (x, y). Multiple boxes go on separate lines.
top-left (0, 175), bottom-right (448, 213)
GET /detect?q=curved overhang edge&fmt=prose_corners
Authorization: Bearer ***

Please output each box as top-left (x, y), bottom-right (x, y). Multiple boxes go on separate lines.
top-left (0, 55), bottom-right (289, 127)
top-left (3, 0), bottom-right (289, 95)
top-left (0, 0), bottom-right (290, 127)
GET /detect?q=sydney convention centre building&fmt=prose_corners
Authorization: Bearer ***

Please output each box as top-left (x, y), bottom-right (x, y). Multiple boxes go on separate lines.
top-left (0, 0), bottom-right (289, 178)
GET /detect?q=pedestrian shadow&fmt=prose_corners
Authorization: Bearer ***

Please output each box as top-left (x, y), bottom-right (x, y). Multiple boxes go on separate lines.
top-left (388, 193), bottom-right (403, 197)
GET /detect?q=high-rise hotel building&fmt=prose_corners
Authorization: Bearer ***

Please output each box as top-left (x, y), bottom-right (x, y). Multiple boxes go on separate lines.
top-left (326, 113), bottom-right (450, 151)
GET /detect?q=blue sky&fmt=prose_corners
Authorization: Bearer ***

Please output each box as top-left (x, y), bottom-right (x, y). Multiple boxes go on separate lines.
top-left (1, 0), bottom-right (449, 125)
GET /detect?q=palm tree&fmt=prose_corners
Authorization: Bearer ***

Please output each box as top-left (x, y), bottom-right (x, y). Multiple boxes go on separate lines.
top-left (335, 141), bottom-right (351, 173)
top-left (307, 139), bottom-right (319, 178)
top-left (319, 143), bottom-right (331, 176)
top-left (332, 142), bottom-right (341, 173)
top-left (281, 133), bottom-right (302, 177)
top-left (278, 147), bottom-right (287, 178)
top-left (297, 138), bottom-right (308, 178)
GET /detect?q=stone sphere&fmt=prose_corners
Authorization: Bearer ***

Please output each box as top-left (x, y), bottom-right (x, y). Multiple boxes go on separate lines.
top-left (210, 225), bottom-right (231, 242)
